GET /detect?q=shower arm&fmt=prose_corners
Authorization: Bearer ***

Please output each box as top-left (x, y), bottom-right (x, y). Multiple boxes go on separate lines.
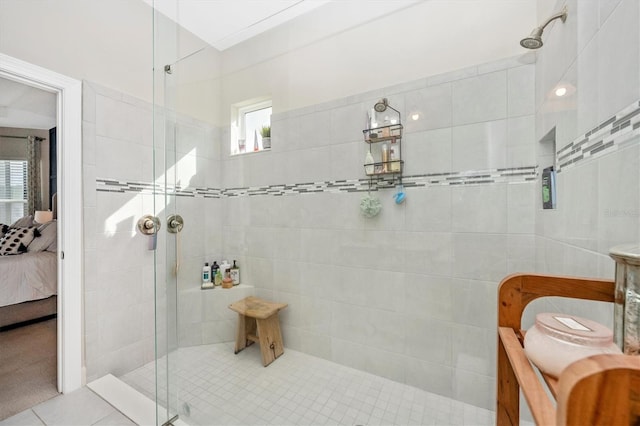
top-left (534, 6), bottom-right (568, 34)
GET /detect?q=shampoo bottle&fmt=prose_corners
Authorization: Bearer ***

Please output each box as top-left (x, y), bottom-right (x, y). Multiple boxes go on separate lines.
top-left (230, 260), bottom-right (240, 285)
top-left (389, 139), bottom-right (401, 172)
top-left (202, 263), bottom-right (211, 285)
top-left (211, 261), bottom-right (220, 285)
top-left (381, 143), bottom-right (389, 172)
top-left (365, 151), bottom-right (374, 175)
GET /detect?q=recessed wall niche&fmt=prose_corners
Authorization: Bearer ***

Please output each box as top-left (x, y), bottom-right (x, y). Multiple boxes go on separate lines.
top-left (539, 127), bottom-right (556, 209)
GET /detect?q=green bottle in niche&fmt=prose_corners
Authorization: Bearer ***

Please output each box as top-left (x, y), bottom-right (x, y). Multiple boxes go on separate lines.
top-left (230, 260), bottom-right (240, 286)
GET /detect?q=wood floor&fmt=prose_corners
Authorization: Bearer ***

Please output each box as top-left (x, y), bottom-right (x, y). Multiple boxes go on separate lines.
top-left (0, 318), bottom-right (58, 420)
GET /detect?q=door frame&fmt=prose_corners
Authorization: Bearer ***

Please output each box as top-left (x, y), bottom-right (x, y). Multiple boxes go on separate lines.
top-left (0, 53), bottom-right (83, 393)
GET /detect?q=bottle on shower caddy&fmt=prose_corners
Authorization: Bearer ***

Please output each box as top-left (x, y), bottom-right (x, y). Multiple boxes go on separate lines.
top-left (219, 260), bottom-right (231, 287)
top-left (222, 268), bottom-right (233, 288)
top-left (214, 268), bottom-right (223, 287)
top-left (230, 260), bottom-right (240, 285)
top-left (389, 139), bottom-right (400, 172)
top-left (220, 260), bottom-right (230, 276)
top-left (381, 143), bottom-right (389, 173)
top-left (211, 261), bottom-right (220, 285)
top-left (201, 262), bottom-right (213, 289)
top-left (202, 263), bottom-right (210, 282)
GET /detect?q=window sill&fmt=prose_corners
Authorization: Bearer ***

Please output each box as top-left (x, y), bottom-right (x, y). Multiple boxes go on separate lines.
top-left (230, 148), bottom-right (271, 157)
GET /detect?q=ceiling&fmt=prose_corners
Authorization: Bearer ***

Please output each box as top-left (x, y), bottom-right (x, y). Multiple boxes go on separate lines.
top-left (146, 0), bottom-right (329, 50)
top-left (145, 0), bottom-right (414, 51)
top-left (1, 1), bottom-right (415, 131)
top-left (0, 77), bottom-right (57, 130)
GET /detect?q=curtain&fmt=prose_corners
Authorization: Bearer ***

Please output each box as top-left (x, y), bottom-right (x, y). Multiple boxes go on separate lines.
top-left (27, 136), bottom-right (41, 215)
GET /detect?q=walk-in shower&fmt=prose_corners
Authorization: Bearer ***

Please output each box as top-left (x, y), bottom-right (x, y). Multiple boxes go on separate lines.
top-left (101, 1), bottom-right (640, 425)
top-left (139, 3), bottom-right (548, 425)
top-left (520, 5), bottom-right (568, 49)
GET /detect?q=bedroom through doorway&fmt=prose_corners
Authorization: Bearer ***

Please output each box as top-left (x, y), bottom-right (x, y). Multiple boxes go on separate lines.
top-left (0, 76), bottom-right (59, 420)
top-left (0, 52), bottom-right (84, 404)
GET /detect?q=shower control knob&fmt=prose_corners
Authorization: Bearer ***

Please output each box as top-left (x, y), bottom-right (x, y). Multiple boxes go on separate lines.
top-left (137, 215), bottom-right (160, 235)
top-left (167, 214), bottom-right (184, 233)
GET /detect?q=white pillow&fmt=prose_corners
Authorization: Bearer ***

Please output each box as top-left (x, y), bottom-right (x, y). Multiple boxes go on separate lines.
top-left (10, 215), bottom-right (34, 228)
top-left (46, 236), bottom-right (57, 252)
top-left (0, 226), bottom-right (38, 255)
top-left (28, 221), bottom-right (57, 253)
top-left (27, 221), bottom-right (58, 253)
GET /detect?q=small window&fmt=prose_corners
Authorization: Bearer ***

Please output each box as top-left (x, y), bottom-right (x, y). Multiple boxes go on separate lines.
top-left (0, 160), bottom-right (28, 223)
top-left (231, 99), bottom-right (272, 155)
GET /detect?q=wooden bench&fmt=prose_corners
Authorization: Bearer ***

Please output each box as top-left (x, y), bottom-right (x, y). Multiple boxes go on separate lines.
top-left (229, 296), bottom-right (288, 367)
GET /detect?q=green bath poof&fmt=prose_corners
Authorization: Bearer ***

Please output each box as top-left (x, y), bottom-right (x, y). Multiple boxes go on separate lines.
top-left (360, 195), bottom-right (382, 218)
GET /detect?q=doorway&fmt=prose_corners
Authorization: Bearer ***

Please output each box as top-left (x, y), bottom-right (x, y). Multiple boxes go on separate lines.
top-left (0, 53), bottom-right (83, 396)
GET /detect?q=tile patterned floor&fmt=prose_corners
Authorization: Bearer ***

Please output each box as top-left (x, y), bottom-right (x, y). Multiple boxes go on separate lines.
top-left (121, 342), bottom-right (497, 426)
top-left (0, 387), bottom-right (134, 426)
top-left (2, 342), bottom-right (511, 425)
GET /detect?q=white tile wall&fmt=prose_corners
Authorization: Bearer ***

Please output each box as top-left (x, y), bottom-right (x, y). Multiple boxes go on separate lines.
top-left (507, 183), bottom-right (536, 234)
top-left (84, 56), bottom-right (539, 412)
top-left (508, 66), bottom-right (536, 117)
top-left (452, 234), bottom-right (508, 282)
top-left (83, 81), bottom-right (222, 382)
top-left (596, 0), bottom-right (640, 123)
top-left (562, 161), bottom-right (599, 250)
top-left (213, 57), bottom-right (537, 410)
top-left (452, 71), bottom-right (508, 125)
top-left (533, 0), bottom-right (640, 338)
top-left (404, 185), bottom-right (452, 232)
top-left (597, 145), bottom-right (640, 253)
top-left (507, 115), bottom-right (536, 167)
top-left (451, 184), bottom-right (508, 233)
top-left (402, 128), bottom-right (452, 175)
top-left (403, 84), bottom-right (453, 132)
top-left (577, 34), bottom-right (599, 137)
top-left (452, 120), bottom-right (508, 171)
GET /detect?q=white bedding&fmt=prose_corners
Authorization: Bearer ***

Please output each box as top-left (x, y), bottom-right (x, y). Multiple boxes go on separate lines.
top-left (0, 251), bottom-right (57, 307)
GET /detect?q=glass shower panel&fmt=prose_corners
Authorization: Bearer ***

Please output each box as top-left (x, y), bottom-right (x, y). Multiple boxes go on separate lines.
top-left (152, 2), bottom-right (181, 424)
top-left (154, 2), bottom-right (222, 423)
top-left (160, 45), bottom-right (224, 425)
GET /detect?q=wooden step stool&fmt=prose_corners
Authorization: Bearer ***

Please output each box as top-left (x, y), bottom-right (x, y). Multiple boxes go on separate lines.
top-left (228, 296), bottom-right (288, 367)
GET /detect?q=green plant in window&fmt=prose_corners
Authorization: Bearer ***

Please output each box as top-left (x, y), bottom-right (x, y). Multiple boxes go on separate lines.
top-left (260, 125), bottom-right (271, 138)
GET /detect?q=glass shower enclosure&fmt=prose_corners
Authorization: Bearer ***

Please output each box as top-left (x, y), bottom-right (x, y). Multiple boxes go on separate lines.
top-left (152, 3), bottom-right (223, 424)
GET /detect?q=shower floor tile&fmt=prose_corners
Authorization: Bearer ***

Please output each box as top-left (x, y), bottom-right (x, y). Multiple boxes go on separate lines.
top-left (120, 343), bottom-right (496, 426)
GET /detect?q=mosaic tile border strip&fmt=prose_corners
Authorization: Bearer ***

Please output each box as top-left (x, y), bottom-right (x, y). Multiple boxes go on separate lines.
top-left (96, 166), bottom-right (537, 198)
top-left (96, 179), bottom-right (159, 194)
top-left (557, 100), bottom-right (640, 172)
top-left (96, 179), bottom-right (223, 198)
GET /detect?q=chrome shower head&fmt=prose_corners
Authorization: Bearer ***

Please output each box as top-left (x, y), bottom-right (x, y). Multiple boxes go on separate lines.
top-left (372, 98), bottom-right (401, 123)
top-left (520, 28), bottom-right (544, 49)
top-left (374, 98), bottom-right (388, 112)
top-left (520, 36), bottom-right (543, 49)
top-left (520, 6), bottom-right (567, 50)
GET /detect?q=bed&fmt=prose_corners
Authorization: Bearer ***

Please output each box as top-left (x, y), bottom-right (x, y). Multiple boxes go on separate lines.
top-left (0, 217), bottom-right (58, 329)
